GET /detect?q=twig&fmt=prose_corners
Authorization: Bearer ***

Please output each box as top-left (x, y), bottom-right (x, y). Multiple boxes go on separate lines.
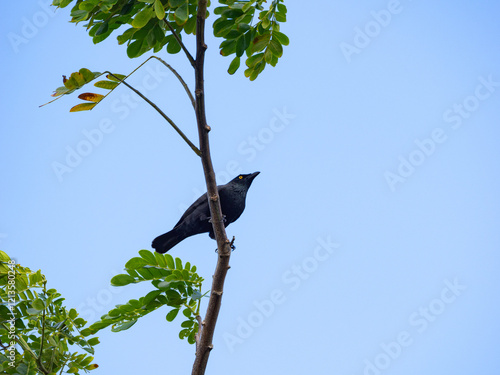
top-left (151, 56), bottom-right (196, 109)
top-left (105, 72), bottom-right (201, 157)
top-left (164, 19), bottom-right (196, 67)
top-left (38, 282), bottom-right (47, 373)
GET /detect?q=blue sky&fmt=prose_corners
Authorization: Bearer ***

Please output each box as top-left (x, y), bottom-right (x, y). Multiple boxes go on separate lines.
top-left (2, 1), bottom-right (500, 374)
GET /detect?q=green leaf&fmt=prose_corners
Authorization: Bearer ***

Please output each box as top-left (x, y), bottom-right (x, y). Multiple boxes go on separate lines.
top-left (174, 3), bottom-right (188, 24)
top-left (79, 68), bottom-right (98, 81)
top-left (277, 4), bottom-right (287, 13)
top-left (87, 337), bottom-right (100, 346)
top-left (219, 39), bottom-right (236, 56)
top-left (111, 320), bottom-right (137, 332)
top-left (166, 289), bottom-right (182, 303)
top-left (166, 38), bottom-right (181, 54)
top-left (110, 274), bottom-right (136, 286)
top-left (32, 298), bottom-right (45, 310)
top-left (264, 47), bottom-right (273, 63)
top-left (71, 9), bottom-right (89, 22)
top-left (182, 308), bottom-right (191, 318)
top-left (169, 0), bottom-right (186, 7)
top-left (166, 308), bottom-right (179, 322)
top-left (157, 281), bottom-right (171, 290)
top-left (273, 31), bottom-right (289, 46)
top-left (127, 39), bottom-right (143, 58)
top-left (69, 308), bottom-right (78, 320)
top-left (154, 0), bottom-right (165, 19)
top-left (250, 32), bottom-right (271, 54)
top-left (132, 6), bottom-right (154, 28)
top-left (27, 307), bottom-right (42, 315)
top-left (181, 319), bottom-right (194, 328)
top-left (143, 290), bottom-right (162, 305)
top-left (242, 1), bottom-right (255, 12)
top-left (154, 252), bottom-right (167, 267)
top-left (188, 330), bottom-right (196, 344)
top-left (246, 52), bottom-right (264, 68)
top-left (261, 15), bottom-right (270, 29)
top-left (269, 39), bottom-right (283, 57)
top-left (0, 250), bottom-right (10, 262)
top-left (125, 257), bottom-right (148, 269)
top-left (174, 257), bottom-right (183, 270)
top-left (275, 11), bottom-right (286, 22)
top-left (139, 249), bottom-right (157, 265)
top-left (213, 19), bottom-right (235, 37)
top-left (95, 21), bottom-right (109, 36)
top-left (165, 254), bottom-right (175, 269)
top-left (235, 34), bottom-right (246, 57)
top-left (184, 16), bottom-right (196, 34)
top-left (179, 328), bottom-right (189, 339)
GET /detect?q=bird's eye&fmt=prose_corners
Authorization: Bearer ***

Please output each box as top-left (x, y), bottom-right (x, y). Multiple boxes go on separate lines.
top-left (239, 175), bottom-right (243, 179)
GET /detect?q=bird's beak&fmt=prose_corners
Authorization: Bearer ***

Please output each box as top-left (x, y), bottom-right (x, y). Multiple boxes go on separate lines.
top-left (249, 171), bottom-right (260, 180)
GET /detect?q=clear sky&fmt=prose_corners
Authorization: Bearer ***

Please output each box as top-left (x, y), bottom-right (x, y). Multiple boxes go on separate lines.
top-left (2, 1), bottom-right (500, 374)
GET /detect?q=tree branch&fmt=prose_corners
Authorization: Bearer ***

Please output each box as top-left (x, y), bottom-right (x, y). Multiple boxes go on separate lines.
top-left (105, 72), bottom-right (201, 157)
top-left (164, 19), bottom-right (196, 68)
top-left (191, 1), bottom-right (233, 374)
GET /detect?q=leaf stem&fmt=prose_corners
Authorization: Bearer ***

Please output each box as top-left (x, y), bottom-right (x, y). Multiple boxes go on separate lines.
top-left (105, 71), bottom-right (201, 157)
top-left (151, 56), bottom-right (196, 109)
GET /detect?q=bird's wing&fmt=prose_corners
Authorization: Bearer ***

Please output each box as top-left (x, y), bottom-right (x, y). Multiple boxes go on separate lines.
top-left (173, 192), bottom-right (210, 228)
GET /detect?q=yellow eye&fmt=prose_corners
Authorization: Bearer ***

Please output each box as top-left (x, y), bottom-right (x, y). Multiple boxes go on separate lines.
top-left (239, 175), bottom-right (243, 179)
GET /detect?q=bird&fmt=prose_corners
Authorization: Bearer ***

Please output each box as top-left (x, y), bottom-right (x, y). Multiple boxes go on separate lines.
top-left (152, 172), bottom-right (260, 253)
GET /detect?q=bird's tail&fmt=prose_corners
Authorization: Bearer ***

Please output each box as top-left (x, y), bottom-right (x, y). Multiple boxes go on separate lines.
top-left (152, 227), bottom-right (184, 253)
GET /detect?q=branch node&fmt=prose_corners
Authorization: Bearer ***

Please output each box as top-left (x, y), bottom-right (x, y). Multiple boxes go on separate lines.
top-left (205, 125), bottom-right (211, 132)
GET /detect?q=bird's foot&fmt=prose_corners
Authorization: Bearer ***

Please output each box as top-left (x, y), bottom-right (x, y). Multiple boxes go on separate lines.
top-left (214, 236), bottom-right (236, 253)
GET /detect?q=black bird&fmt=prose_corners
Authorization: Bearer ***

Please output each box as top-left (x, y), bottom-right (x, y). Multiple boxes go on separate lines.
top-left (152, 172), bottom-right (260, 253)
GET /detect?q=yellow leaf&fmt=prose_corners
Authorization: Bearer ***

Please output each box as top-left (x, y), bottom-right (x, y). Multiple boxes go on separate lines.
top-left (70, 103), bottom-right (97, 112)
top-left (94, 80), bottom-right (119, 90)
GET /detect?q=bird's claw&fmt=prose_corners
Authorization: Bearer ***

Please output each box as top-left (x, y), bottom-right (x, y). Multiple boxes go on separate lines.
top-left (214, 236), bottom-right (236, 252)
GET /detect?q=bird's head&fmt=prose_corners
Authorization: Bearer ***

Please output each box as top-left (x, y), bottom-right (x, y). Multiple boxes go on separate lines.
top-left (231, 171), bottom-right (260, 190)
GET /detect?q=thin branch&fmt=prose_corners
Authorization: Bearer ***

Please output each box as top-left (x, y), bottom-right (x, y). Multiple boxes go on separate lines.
top-left (38, 282), bottom-right (47, 373)
top-left (151, 56), bottom-right (196, 109)
top-left (2, 323), bottom-right (49, 374)
top-left (105, 72), bottom-right (201, 157)
top-left (164, 19), bottom-right (196, 67)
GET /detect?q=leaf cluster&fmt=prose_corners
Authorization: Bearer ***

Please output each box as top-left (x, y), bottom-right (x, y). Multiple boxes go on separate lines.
top-left (87, 250), bottom-right (205, 345)
top-left (52, 0), bottom-right (205, 58)
top-left (51, 0), bottom-right (288, 80)
top-left (43, 68), bottom-right (126, 112)
top-left (0, 251), bottom-right (99, 375)
top-left (214, 0), bottom-right (288, 79)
